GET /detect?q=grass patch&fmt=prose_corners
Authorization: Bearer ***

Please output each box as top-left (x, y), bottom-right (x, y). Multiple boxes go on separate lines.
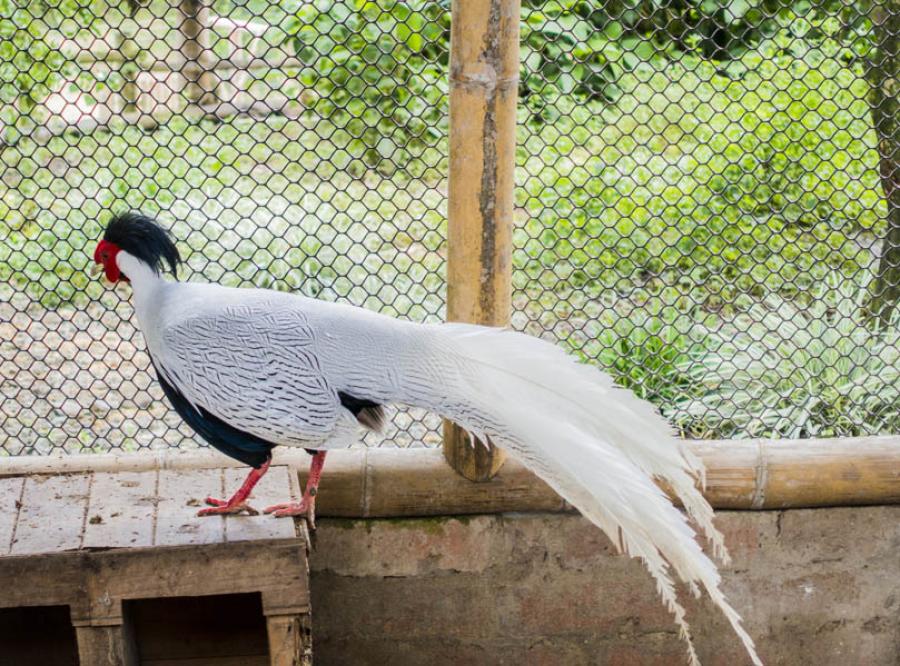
top-left (670, 276), bottom-right (900, 438)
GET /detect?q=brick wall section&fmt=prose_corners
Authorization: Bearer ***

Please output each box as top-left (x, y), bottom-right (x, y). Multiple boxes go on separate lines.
top-left (309, 506), bottom-right (899, 665)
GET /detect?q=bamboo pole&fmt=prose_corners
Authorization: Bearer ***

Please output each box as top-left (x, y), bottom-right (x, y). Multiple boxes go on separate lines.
top-left (2, 437), bottom-right (898, 514)
top-left (444, 0), bottom-right (521, 482)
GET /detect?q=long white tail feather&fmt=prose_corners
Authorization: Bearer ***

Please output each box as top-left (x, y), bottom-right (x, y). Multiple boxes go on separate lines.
top-left (418, 324), bottom-right (762, 666)
top-left (438, 323), bottom-right (729, 560)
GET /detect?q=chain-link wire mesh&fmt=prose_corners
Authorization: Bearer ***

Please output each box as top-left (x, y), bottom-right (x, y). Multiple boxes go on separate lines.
top-left (1, 0), bottom-right (449, 454)
top-left (2, 0), bottom-right (899, 456)
top-left (512, 0), bottom-right (900, 440)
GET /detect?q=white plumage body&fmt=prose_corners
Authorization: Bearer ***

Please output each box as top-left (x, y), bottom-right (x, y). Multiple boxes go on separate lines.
top-left (133, 268), bottom-right (479, 450)
top-left (120, 250), bottom-right (762, 666)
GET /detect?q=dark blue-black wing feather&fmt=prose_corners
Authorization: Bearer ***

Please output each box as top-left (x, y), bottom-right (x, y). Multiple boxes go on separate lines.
top-left (152, 359), bottom-right (274, 468)
top-left (338, 390), bottom-right (384, 431)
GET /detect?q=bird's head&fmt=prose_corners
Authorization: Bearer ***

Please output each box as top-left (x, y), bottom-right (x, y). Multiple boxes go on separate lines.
top-left (93, 212), bottom-right (181, 284)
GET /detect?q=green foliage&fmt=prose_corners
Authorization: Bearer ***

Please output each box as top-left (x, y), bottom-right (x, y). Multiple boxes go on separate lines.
top-left (517, 0), bottom-right (874, 120)
top-left (517, 14), bottom-right (883, 318)
top-left (670, 275), bottom-right (900, 438)
top-left (520, 1), bottom-right (643, 113)
top-left (0, 1), bottom-right (113, 144)
top-left (546, 0), bottom-right (872, 60)
top-left (284, 0), bottom-right (450, 175)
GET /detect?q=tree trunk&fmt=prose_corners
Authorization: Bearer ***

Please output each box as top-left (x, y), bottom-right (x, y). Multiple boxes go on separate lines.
top-left (868, 1), bottom-right (900, 324)
top-left (120, 0), bottom-right (143, 127)
top-left (179, 0), bottom-right (216, 112)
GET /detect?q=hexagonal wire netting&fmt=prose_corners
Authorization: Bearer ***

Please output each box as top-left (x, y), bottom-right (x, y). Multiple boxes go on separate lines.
top-left (511, 0), bottom-right (900, 440)
top-left (1, 0), bottom-right (898, 456)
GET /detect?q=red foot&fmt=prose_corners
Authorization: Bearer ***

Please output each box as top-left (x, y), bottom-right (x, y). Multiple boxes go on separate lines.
top-left (264, 497), bottom-right (316, 528)
top-left (195, 459), bottom-right (271, 518)
top-left (197, 496), bottom-right (259, 516)
top-left (264, 451), bottom-right (326, 529)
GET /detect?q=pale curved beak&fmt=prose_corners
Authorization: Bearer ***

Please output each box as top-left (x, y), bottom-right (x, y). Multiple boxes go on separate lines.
top-left (89, 263), bottom-right (103, 278)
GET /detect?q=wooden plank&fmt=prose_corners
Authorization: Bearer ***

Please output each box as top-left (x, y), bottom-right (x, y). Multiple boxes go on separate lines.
top-left (0, 476), bottom-right (24, 555)
top-left (0, 552), bottom-right (86, 613)
top-left (83, 470), bottom-right (157, 549)
top-left (266, 614), bottom-right (312, 666)
top-left (225, 466), bottom-right (297, 543)
top-left (11, 474), bottom-right (90, 556)
top-left (84, 541), bottom-right (308, 605)
top-left (154, 468), bottom-right (224, 547)
top-left (0, 449), bottom-right (251, 477)
top-left (75, 624), bottom-right (138, 666)
top-left (144, 658), bottom-right (267, 666)
top-left (443, 0), bottom-right (521, 481)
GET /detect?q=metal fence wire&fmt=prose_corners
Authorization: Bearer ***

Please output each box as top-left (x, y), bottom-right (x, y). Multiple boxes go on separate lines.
top-left (1, 0), bottom-right (898, 456)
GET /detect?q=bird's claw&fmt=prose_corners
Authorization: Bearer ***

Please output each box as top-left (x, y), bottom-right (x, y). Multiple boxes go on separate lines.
top-left (197, 498), bottom-right (259, 516)
top-left (264, 499), bottom-right (316, 529)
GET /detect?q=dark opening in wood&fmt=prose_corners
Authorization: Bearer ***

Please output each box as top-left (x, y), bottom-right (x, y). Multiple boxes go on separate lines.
top-left (0, 605), bottom-right (78, 665)
top-left (125, 592), bottom-right (269, 665)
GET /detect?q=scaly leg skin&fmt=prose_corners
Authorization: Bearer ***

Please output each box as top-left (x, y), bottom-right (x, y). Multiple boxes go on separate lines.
top-left (198, 458), bottom-right (271, 517)
top-left (265, 450), bottom-right (326, 528)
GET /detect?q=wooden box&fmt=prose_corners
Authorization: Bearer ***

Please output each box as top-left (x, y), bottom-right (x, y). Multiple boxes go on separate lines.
top-left (0, 464), bottom-right (311, 665)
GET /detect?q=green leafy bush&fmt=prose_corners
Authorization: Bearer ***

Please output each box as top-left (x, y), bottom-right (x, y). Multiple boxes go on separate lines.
top-left (285, 0), bottom-right (450, 175)
top-left (516, 13), bottom-right (883, 316)
top-left (670, 275), bottom-right (900, 438)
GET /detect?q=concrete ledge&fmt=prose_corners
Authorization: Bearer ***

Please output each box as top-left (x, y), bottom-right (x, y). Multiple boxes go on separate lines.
top-left (309, 506), bottom-right (900, 665)
top-left (1, 436), bottom-right (899, 515)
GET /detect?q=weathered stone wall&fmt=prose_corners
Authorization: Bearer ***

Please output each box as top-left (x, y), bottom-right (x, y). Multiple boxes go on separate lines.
top-left (309, 506), bottom-right (899, 665)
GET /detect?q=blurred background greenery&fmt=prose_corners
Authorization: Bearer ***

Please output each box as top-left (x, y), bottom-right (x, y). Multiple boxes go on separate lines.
top-left (1, 0), bottom-right (898, 450)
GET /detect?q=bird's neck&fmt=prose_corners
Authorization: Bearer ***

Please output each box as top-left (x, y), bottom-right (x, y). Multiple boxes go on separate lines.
top-left (117, 251), bottom-right (161, 289)
top-left (117, 251), bottom-right (166, 325)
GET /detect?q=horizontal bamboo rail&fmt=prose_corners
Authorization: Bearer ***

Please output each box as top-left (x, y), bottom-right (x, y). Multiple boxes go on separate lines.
top-left (2, 437), bottom-right (898, 515)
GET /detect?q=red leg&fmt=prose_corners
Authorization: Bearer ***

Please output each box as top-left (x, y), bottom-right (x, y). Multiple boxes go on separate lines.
top-left (198, 458), bottom-right (271, 517)
top-left (264, 451), bottom-right (326, 527)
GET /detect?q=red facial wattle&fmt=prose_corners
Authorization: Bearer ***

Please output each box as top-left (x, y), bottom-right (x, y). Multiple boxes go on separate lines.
top-left (93, 239), bottom-right (126, 283)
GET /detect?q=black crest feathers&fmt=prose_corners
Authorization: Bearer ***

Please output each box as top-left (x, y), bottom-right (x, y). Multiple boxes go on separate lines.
top-left (104, 212), bottom-right (181, 276)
